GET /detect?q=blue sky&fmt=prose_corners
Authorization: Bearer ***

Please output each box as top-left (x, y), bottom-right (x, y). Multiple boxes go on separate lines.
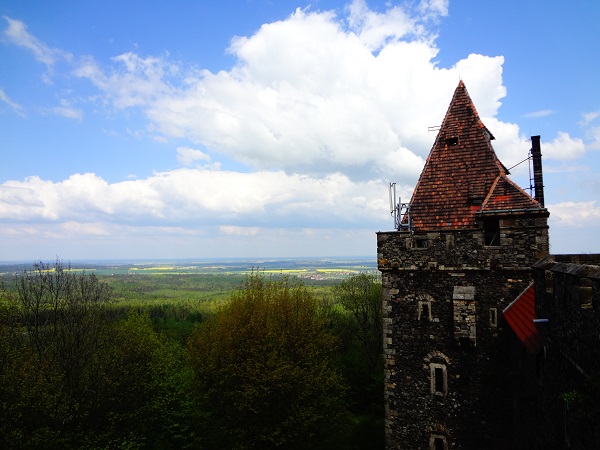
top-left (1, 0), bottom-right (599, 261)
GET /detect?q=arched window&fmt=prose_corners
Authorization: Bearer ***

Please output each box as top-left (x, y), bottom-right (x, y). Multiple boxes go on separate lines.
top-left (429, 434), bottom-right (448, 450)
top-left (418, 301), bottom-right (432, 321)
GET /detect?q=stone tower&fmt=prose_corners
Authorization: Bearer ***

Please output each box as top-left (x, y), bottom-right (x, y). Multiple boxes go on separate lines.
top-left (377, 81), bottom-right (549, 449)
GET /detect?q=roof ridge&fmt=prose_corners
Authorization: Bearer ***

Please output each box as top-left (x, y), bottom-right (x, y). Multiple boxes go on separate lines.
top-left (479, 175), bottom-right (502, 211)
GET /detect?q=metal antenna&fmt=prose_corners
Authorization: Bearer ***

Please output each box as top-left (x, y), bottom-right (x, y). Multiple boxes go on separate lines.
top-left (389, 182), bottom-right (398, 228)
top-left (389, 182), bottom-right (412, 231)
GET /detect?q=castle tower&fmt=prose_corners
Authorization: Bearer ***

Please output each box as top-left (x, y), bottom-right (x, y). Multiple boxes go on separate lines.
top-left (377, 81), bottom-right (549, 449)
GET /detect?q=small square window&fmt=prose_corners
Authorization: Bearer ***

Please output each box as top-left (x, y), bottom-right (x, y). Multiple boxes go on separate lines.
top-left (445, 137), bottom-right (459, 146)
top-left (416, 238), bottom-right (428, 248)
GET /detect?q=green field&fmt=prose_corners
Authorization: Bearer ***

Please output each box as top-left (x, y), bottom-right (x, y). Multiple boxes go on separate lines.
top-left (0, 258), bottom-right (377, 333)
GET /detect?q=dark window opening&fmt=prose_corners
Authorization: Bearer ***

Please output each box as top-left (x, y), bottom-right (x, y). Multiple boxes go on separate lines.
top-left (445, 137), bottom-right (459, 146)
top-left (416, 238), bottom-right (428, 248)
top-left (434, 437), bottom-right (446, 450)
top-left (430, 363), bottom-right (447, 396)
top-left (434, 367), bottom-right (444, 393)
top-left (489, 308), bottom-right (498, 327)
top-left (484, 219), bottom-right (500, 246)
top-left (459, 336), bottom-right (471, 347)
top-left (420, 302), bottom-right (431, 321)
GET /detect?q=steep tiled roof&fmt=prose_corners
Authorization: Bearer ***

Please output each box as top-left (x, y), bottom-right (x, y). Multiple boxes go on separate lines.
top-left (480, 175), bottom-right (542, 212)
top-left (503, 283), bottom-right (543, 353)
top-left (406, 81), bottom-right (546, 230)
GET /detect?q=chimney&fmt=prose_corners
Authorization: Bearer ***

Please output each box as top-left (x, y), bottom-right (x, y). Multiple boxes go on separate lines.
top-left (531, 135), bottom-right (545, 207)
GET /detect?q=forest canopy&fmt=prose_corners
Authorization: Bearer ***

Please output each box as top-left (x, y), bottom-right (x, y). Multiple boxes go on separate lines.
top-left (0, 261), bottom-right (383, 449)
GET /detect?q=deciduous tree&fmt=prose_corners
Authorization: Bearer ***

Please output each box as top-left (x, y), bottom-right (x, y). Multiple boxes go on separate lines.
top-left (188, 273), bottom-right (349, 449)
top-left (333, 273), bottom-right (382, 371)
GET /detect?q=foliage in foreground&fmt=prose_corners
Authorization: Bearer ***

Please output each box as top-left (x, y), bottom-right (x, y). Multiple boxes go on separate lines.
top-left (0, 262), bottom-right (384, 449)
top-left (331, 273), bottom-right (384, 447)
top-left (0, 261), bottom-right (194, 449)
top-left (187, 273), bottom-right (351, 450)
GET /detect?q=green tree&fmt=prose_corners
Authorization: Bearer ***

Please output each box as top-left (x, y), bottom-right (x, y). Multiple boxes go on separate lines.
top-left (88, 312), bottom-right (200, 449)
top-left (1, 261), bottom-right (200, 449)
top-left (333, 273), bottom-right (383, 372)
top-left (1, 260), bottom-right (113, 447)
top-left (331, 273), bottom-right (384, 449)
top-left (188, 273), bottom-right (349, 450)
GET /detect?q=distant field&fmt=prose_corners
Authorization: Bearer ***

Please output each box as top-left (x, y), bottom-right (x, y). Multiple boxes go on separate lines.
top-left (0, 258), bottom-right (377, 313)
top-left (0, 257), bottom-right (376, 278)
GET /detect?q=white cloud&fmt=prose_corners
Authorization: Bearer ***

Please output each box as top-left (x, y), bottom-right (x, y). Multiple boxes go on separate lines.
top-left (346, 0), bottom-right (418, 51)
top-left (0, 3), bottom-right (494, 185)
top-left (418, 0), bottom-right (449, 18)
top-left (176, 146), bottom-right (212, 167)
top-left (40, 98), bottom-right (83, 121)
top-left (541, 131), bottom-right (586, 160)
top-left (548, 201), bottom-right (600, 227)
top-left (0, 87), bottom-right (25, 116)
top-left (73, 52), bottom-right (176, 109)
top-left (580, 110), bottom-right (600, 150)
top-left (4, 2), bottom-right (597, 259)
top-left (0, 170), bottom-right (390, 227)
top-left (581, 110), bottom-right (599, 127)
top-left (219, 225), bottom-right (260, 236)
top-left (524, 109), bottom-right (555, 119)
top-left (5, 4), bottom-right (510, 187)
top-left (587, 126), bottom-right (600, 150)
top-left (2, 16), bottom-right (72, 71)
top-left (143, 18), bottom-right (505, 183)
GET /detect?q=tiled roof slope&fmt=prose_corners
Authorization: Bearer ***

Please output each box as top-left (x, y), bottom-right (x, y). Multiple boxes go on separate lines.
top-left (407, 81), bottom-right (546, 230)
top-left (503, 283), bottom-right (543, 353)
top-left (481, 175), bottom-right (541, 212)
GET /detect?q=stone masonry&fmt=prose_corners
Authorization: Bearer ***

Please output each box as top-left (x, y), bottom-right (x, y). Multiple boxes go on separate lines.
top-left (377, 81), bottom-right (549, 449)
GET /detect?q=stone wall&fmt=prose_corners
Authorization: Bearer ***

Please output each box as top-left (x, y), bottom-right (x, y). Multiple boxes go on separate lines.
top-left (378, 216), bottom-right (549, 272)
top-left (378, 214), bottom-right (549, 449)
top-left (532, 255), bottom-right (600, 449)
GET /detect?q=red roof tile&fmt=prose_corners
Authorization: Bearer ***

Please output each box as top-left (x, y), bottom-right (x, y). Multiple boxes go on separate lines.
top-left (481, 175), bottom-right (542, 212)
top-left (503, 283), bottom-right (543, 353)
top-left (406, 81), bottom-right (546, 230)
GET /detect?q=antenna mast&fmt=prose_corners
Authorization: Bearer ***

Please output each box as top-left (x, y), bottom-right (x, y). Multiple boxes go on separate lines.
top-left (389, 182), bottom-right (412, 231)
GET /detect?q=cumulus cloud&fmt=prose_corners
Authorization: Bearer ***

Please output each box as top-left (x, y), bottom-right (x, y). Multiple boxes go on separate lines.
top-left (541, 131), bottom-right (586, 160)
top-left (176, 147), bottom-right (215, 168)
top-left (3, 2), bottom-right (512, 186)
top-left (0, 170), bottom-right (390, 228)
top-left (5, 1), bottom-right (596, 258)
top-left (0, 2), bottom-right (493, 184)
top-left (548, 201), bottom-right (600, 227)
top-left (145, 22), bottom-right (504, 182)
